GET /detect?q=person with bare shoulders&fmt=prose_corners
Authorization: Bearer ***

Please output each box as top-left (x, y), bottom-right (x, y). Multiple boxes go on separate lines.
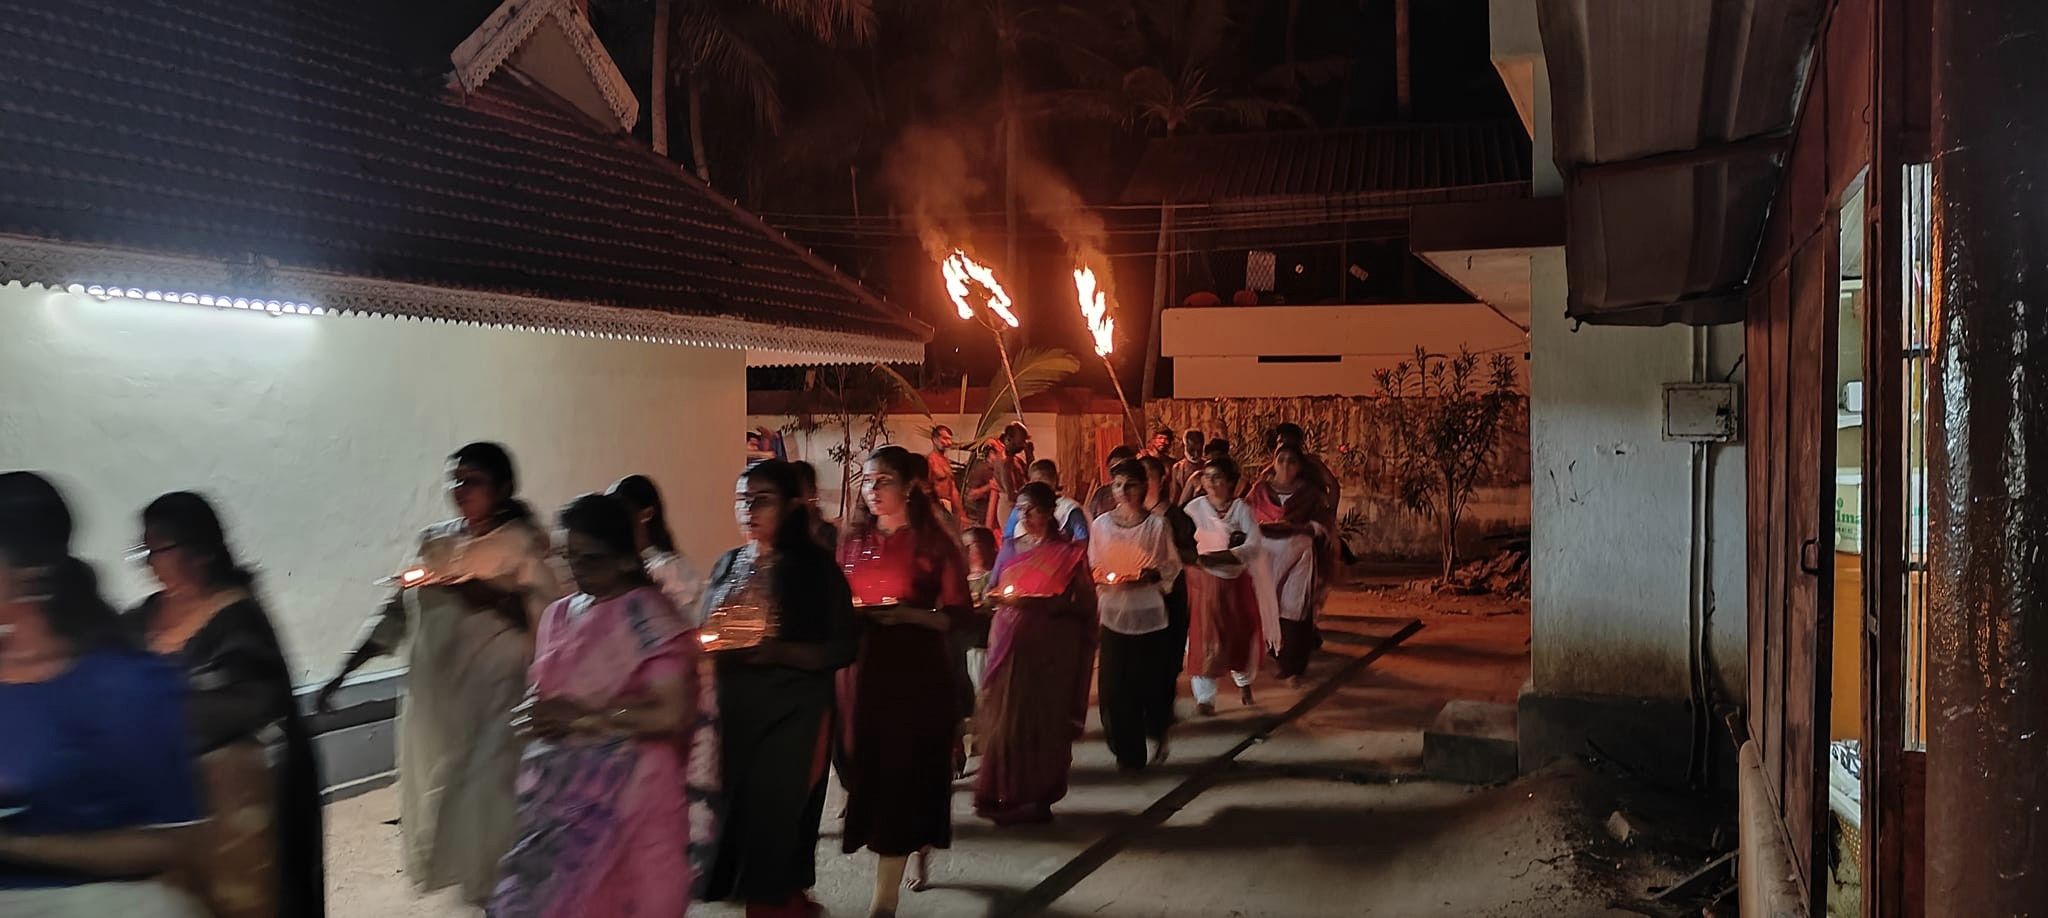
top-left (926, 425), bottom-right (963, 524)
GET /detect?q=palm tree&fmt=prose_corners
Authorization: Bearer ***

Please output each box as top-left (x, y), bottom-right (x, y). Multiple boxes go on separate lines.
top-left (1026, 0), bottom-right (1343, 406)
top-left (609, 0), bottom-right (876, 183)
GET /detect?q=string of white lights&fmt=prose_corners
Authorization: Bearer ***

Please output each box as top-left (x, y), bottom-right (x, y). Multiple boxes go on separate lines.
top-left (67, 283), bottom-right (323, 316)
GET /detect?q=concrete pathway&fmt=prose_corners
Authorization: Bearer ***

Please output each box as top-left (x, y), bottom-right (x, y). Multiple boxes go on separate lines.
top-left (325, 586), bottom-right (1649, 917)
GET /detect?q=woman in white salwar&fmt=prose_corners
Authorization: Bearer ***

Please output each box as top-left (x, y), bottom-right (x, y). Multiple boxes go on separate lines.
top-left (316, 443), bottom-right (565, 905)
top-left (1182, 458), bottom-right (1280, 715)
top-left (1245, 445), bottom-right (1329, 684)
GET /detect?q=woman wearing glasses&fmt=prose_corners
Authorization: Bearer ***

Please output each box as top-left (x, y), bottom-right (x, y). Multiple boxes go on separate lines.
top-left (127, 492), bottom-right (324, 918)
top-left (702, 461), bottom-right (858, 918)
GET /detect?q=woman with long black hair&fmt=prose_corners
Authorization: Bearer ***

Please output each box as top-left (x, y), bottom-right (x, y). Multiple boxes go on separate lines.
top-left (702, 460), bottom-right (858, 918)
top-left (316, 442), bottom-right (565, 905)
top-left (0, 472), bottom-right (206, 917)
top-left (607, 475), bottom-right (704, 626)
top-left (128, 492), bottom-right (324, 918)
top-left (837, 445), bottom-right (971, 915)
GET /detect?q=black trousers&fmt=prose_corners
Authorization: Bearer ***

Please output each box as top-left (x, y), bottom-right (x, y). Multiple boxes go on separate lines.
top-left (1098, 625), bottom-right (1178, 769)
top-left (1164, 578), bottom-right (1191, 676)
top-left (1274, 617), bottom-right (1322, 679)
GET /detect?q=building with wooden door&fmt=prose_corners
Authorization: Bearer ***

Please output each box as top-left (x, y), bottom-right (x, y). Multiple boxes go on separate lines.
top-left (1511, 0), bottom-right (2038, 914)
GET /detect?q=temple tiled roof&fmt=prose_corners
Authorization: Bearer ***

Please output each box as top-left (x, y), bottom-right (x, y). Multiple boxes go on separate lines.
top-left (0, 0), bottom-right (928, 349)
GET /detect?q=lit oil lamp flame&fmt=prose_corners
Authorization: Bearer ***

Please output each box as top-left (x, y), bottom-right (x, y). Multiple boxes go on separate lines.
top-left (400, 567), bottom-right (428, 586)
top-left (1073, 266), bottom-right (1114, 357)
top-left (942, 249), bottom-right (1018, 328)
top-left (698, 631), bottom-right (718, 645)
top-left (1106, 572), bottom-right (1120, 583)
top-left (1003, 584), bottom-right (1017, 596)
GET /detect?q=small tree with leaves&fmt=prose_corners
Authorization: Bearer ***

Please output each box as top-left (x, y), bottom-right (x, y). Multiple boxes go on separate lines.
top-left (1372, 346), bottom-right (1522, 581)
top-left (780, 364), bottom-right (928, 519)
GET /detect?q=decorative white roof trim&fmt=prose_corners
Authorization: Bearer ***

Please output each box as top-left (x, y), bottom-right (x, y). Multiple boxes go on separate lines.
top-left (452, 0), bottom-right (640, 132)
top-left (0, 234), bottom-right (922, 365)
top-left (746, 346), bottom-right (924, 368)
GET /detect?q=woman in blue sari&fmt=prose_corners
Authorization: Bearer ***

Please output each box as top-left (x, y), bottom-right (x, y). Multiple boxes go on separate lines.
top-left (0, 472), bottom-right (205, 917)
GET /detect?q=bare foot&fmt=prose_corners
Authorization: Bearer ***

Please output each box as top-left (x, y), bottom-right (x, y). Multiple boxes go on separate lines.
top-left (1151, 735), bottom-right (1172, 765)
top-left (907, 849), bottom-right (932, 892)
top-left (1239, 685), bottom-right (1256, 706)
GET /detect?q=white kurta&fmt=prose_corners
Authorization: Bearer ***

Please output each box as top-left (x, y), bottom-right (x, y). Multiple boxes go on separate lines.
top-left (1087, 511), bottom-right (1180, 635)
top-left (363, 516), bottom-right (565, 903)
top-left (1184, 496), bottom-right (1283, 651)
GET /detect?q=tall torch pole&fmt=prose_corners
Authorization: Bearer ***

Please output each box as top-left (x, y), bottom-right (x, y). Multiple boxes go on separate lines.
top-left (944, 249), bottom-right (1026, 424)
top-left (987, 317), bottom-right (1026, 419)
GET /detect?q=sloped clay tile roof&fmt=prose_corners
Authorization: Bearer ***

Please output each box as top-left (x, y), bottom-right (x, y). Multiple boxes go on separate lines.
top-left (0, 0), bottom-right (927, 345)
top-left (1119, 120), bottom-right (1531, 206)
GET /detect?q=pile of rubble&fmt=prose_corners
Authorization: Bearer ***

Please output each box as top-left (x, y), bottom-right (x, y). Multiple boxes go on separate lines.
top-left (1413, 546), bottom-right (1531, 597)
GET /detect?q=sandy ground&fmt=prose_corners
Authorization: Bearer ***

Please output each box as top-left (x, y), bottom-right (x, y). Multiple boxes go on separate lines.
top-left (324, 582), bottom-right (1694, 917)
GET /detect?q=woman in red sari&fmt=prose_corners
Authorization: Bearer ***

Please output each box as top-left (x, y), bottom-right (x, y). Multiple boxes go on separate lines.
top-left (973, 482), bottom-right (1097, 825)
top-left (836, 445), bottom-right (971, 917)
top-left (1246, 445), bottom-right (1329, 683)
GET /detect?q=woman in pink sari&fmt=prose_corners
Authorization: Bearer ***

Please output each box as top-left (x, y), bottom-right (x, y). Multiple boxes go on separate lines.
top-left (974, 482), bottom-right (1098, 825)
top-left (490, 495), bottom-right (697, 918)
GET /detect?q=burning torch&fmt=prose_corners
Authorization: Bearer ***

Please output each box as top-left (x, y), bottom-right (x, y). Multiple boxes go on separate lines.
top-left (942, 249), bottom-right (1026, 419)
top-left (1074, 266), bottom-right (1142, 444)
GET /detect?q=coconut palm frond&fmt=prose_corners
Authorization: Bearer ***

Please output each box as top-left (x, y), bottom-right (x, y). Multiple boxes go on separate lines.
top-left (871, 363), bottom-right (935, 423)
top-left (758, 0), bottom-right (877, 44)
top-left (676, 8), bottom-right (786, 129)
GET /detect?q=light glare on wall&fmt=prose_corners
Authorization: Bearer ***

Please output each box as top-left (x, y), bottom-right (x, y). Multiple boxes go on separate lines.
top-left (66, 283), bottom-right (324, 316)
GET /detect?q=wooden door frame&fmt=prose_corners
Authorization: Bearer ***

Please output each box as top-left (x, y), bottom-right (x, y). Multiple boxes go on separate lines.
top-left (1861, 0), bottom-right (1927, 911)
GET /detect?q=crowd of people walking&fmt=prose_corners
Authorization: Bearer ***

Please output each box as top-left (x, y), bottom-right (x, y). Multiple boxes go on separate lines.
top-left (0, 420), bottom-right (1338, 918)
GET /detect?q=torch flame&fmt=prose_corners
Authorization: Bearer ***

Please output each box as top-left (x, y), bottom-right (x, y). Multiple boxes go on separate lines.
top-left (1073, 266), bottom-right (1114, 357)
top-left (942, 249), bottom-right (1018, 327)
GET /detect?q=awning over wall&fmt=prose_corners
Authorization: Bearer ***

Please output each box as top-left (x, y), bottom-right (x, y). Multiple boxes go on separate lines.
top-left (1539, 0), bottom-right (1826, 326)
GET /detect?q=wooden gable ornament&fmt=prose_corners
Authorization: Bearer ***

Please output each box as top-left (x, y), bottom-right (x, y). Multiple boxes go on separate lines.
top-left (451, 0), bottom-right (640, 132)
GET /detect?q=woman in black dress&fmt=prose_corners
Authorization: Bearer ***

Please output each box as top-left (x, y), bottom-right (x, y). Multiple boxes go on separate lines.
top-left (128, 491), bottom-right (323, 918)
top-left (703, 461), bottom-right (859, 918)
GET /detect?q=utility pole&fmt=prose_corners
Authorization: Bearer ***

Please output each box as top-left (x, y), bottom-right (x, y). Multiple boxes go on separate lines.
top-left (651, 0), bottom-right (670, 156)
top-left (1395, 0), bottom-right (1411, 119)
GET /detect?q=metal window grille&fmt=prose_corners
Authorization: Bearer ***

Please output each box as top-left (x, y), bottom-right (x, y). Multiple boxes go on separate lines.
top-left (1245, 250), bottom-right (1276, 292)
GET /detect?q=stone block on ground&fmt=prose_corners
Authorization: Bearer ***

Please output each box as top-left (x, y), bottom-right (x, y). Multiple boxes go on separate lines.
top-left (1423, 699), bottom-right (1519, 784)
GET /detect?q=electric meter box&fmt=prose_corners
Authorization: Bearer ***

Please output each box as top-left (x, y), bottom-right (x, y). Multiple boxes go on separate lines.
top-left (1662, 383), bottom-right (1742, 442)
